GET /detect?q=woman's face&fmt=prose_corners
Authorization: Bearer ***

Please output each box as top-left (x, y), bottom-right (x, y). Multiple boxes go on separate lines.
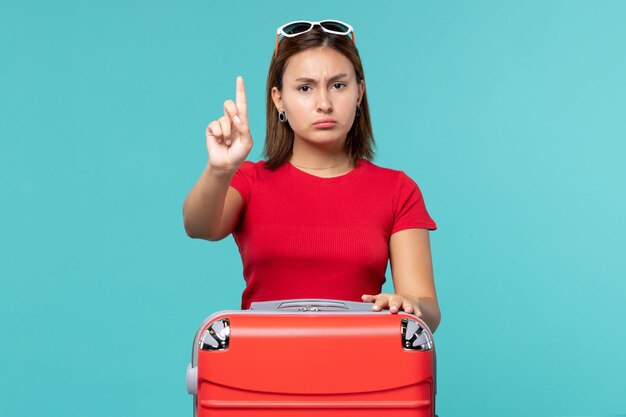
top-left (272, 47), bottom-right (364, 150)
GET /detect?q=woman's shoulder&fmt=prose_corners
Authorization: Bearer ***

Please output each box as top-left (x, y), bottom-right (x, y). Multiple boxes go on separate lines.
top-left (238, 159), bottom-right (266, 169)
top-left (358, 158), bottom-right (412, 181)
top-left (358, 159), bottom-right (429, 200)
top-left (233, 160), bottom-right (290, 185)
top-left (230, 160), bottom-right (277, 200)
top-left (235, 159), bottom-right (271, 175)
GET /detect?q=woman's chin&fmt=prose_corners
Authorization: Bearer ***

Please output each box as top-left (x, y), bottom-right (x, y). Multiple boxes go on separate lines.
top-left (295, 129), bottom-right (348, 146)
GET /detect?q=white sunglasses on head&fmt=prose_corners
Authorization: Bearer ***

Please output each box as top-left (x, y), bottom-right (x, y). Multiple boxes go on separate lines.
top-left (274, 20), bottom-right (356, 57)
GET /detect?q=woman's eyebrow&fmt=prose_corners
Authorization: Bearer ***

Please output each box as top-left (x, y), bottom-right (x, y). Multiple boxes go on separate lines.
top-left (294, 73), bottom-right (349, 83)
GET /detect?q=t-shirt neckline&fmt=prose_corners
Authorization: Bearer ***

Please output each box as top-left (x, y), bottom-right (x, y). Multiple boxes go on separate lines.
top-left (286, 158), bottom-right (367, 184)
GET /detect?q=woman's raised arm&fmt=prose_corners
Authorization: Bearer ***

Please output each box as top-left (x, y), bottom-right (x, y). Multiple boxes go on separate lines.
top-left (183, 76), bottom-right (253, 240)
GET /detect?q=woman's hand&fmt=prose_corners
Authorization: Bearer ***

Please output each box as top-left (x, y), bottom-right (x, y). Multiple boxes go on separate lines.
top-left (205, 76), bottom-right (253, 173)
top-left (361, 293), bottom-right (422, 317)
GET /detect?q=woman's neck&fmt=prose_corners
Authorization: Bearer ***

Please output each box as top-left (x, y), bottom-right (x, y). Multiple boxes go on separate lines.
top-left (289, 140), bottom-right (353, 177)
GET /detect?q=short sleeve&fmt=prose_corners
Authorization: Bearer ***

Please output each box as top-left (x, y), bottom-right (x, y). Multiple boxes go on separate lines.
top-left (392, 172), bottom-right (437, 234)
top-left (229, 160), bottom-right (255, 206)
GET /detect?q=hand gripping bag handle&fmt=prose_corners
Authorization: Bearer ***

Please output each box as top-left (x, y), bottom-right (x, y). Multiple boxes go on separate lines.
top-left (249, 298), bottom-right (374, 312)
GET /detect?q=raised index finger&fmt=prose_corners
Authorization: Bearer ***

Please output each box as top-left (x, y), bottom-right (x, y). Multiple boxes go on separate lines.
top-left (236, 76), bottom-right (248, 120)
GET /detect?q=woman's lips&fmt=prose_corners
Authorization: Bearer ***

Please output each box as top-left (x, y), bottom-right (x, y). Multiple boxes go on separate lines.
top-left (313, 119), bottom-right (337, 128)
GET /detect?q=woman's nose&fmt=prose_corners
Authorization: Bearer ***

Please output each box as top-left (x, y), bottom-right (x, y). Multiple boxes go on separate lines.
top-left (316, 90), bottom-right (333, 113)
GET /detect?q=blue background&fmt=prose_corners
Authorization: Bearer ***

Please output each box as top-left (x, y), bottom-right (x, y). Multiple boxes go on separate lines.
top-left (1, 1), bottom-right (625, 416)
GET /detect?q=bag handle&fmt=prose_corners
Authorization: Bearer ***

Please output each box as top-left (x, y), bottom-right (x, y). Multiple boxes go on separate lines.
top-left (249, 298), bottom-right (375, 312)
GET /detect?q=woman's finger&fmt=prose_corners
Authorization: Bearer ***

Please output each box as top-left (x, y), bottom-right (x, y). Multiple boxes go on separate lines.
top-left (388, 296), bottom-right (403, 313)
top-left (208, 120), bottom-right (223, 142)
top-left (235, 76), bottom-right (248, 121)
top-left (218, 116), bottom-right (232, 144)
top-left (224, 99), bottom-right (249, 140)
top-left (372, 294), bottom-right (389, 311)
top-left (224, 99), bottom-right (238, 121)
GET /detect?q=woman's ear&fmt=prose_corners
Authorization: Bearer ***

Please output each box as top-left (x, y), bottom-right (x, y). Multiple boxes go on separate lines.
top-left (357, 80), bottom-right (365, 106)
top-left (271, 86), bottom-right (283, 112)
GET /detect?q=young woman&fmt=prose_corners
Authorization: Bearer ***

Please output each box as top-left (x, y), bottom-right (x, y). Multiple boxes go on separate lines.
top-left (183, 20), bottom-right (441, 332)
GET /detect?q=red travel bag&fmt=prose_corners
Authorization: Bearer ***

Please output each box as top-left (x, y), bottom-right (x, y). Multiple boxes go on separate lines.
top-left (186, 299), bottom-right (437, 416)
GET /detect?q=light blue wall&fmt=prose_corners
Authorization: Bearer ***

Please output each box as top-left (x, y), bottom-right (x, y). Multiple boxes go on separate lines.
top-left (1, 1), bottom-right (625, 416)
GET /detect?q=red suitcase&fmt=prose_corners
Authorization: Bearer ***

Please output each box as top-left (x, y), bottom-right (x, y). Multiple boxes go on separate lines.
top-left (186, 299), bottom-right (437, 416)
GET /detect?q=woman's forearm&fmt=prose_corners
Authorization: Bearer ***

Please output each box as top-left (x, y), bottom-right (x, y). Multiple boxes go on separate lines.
top-left (183, 165), bottom-right (236, 240)
top-left (417, 296), bottom-right (441, 333)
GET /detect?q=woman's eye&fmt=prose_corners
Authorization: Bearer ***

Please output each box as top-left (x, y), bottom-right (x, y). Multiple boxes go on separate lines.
top-left (331, 82), bottom-right (346, 89)
top-left (298, 85), bottom-right (311, 92)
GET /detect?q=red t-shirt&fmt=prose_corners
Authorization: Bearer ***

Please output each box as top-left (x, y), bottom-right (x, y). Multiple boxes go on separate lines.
top-left (229, 159), bottom-right (437, 309)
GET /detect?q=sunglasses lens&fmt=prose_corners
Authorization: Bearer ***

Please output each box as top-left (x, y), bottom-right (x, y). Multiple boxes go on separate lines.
top-left (282, 22), bottom-right (313, 35)
top-left (320, 21), bottom-right (350, 34)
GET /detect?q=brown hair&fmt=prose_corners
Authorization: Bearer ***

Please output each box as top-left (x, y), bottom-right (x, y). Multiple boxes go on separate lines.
top-left (263, 27), bottom-right (375, 170)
